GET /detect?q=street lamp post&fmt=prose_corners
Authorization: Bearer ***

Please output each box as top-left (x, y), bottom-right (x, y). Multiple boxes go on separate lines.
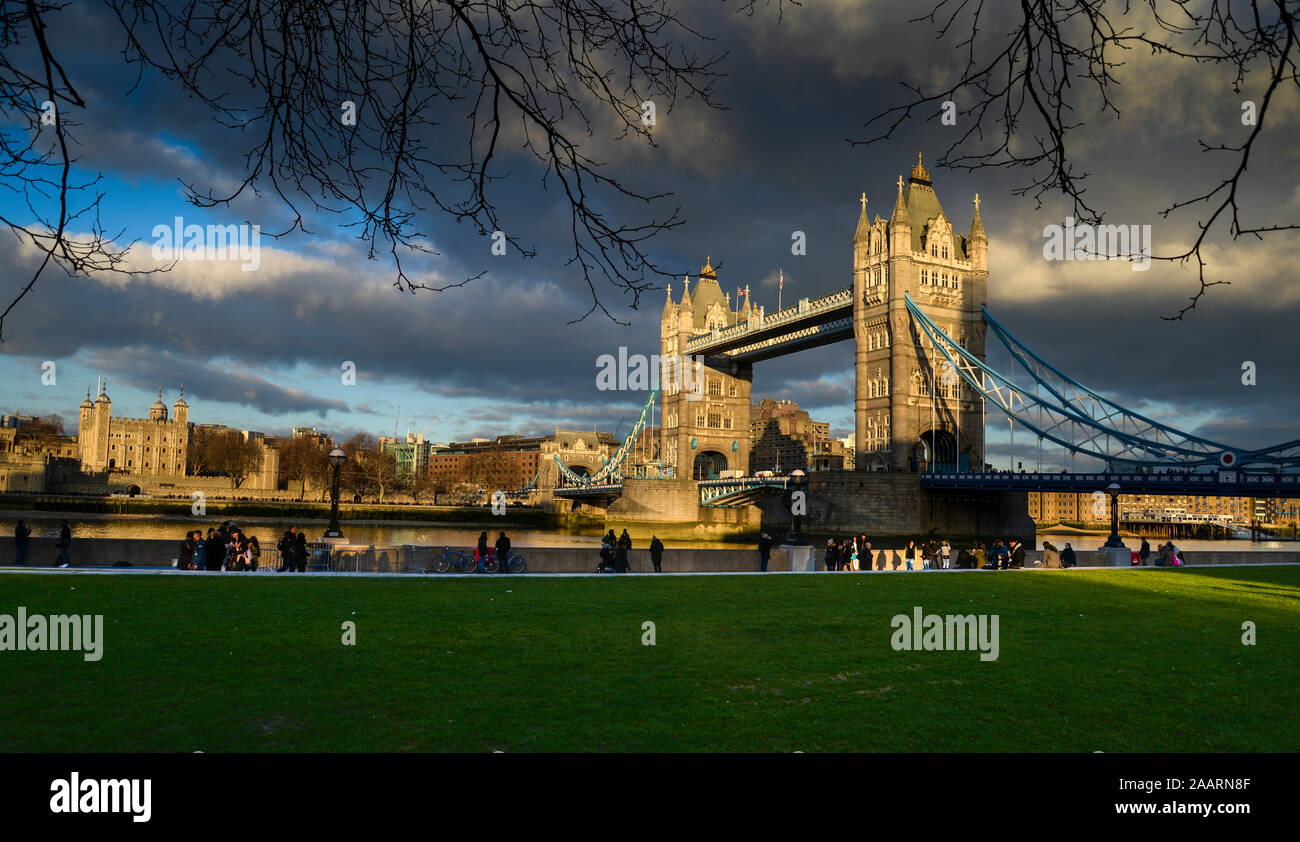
top-left (324, 448), bottom-right (347, 541)
top-left (786, 469), bottom-right (808, 546)
top-left (1103, 482), bottom-right (1126, 549)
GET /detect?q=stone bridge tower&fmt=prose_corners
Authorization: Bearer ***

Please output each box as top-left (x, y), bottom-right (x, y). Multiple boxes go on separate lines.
top-left (853, 155), bottom-right (988, 472)
top-left (660, 258), bottom-right (754, 479)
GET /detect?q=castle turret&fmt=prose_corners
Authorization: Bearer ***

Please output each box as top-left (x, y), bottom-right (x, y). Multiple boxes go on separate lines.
top-left (77, 388), bottom-right (95, 466)
top-left (173, 384), bottom-right (189, 426)
top-left (149, 388), bottom-right (168, 422)
top-left (91, 377), bottom-right (111, 470)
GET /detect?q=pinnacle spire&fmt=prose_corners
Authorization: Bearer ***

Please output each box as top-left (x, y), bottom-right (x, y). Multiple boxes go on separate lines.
top-left (890, 174), bottom-right (909, 226)
top-left (854, 192), bottom-right (871, 242)
top-left (969, 193), bottom-right (986, 240)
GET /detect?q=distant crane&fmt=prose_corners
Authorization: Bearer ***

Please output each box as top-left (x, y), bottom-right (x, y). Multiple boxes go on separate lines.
top-left (416, 416), bottom-right (439, 443)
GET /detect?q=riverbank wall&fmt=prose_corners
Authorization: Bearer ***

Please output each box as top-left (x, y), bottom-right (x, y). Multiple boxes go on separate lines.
top-left (3, 538), bottom-right (1296, 573)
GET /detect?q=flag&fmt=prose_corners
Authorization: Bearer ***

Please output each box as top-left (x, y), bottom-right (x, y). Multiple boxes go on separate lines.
top-left (779, 270), bottom-right (784, 290)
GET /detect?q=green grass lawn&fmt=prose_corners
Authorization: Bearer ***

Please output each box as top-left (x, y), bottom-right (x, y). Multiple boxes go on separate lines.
top-left (1, 566), bottom-right (1296, 752)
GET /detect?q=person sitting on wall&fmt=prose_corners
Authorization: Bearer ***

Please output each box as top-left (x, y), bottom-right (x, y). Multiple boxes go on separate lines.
top-left (1060, 543), bottom-right (1077, 569)
top-left (985, 540), bottom-right (1007, 570)
top-left (1009, 539), bottom-right (1026, 570)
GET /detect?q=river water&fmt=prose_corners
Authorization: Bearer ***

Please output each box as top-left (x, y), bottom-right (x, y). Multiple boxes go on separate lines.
top-left (1, 512), bottom-right (1295, 553)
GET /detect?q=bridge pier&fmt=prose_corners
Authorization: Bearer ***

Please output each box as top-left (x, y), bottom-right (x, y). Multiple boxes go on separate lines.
top-left (756, 472), bottom-right (1033, 544)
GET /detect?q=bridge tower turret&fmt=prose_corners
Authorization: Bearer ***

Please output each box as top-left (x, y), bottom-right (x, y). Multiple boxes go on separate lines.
top-left (854, 155), bottom-right (987, 472)
top-left (659, 259), bottom-right (753, 479)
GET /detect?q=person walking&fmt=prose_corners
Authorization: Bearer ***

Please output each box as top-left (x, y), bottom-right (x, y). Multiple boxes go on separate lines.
top-left (614, 530), bottom-right (631, 573)
top-left (476, 531), bottom-right (490, 569)
top-left (904, 540), bottom-right (916, 571)
top-left (757, 532), bottom-right (774, 572)
top-left (277, 527), bottom-right (297, 572)
top-left (204, 528), bottom-right (225, 571)
top-left (649, 535), bottom-right (664, 573)
top-left (940, 540), bottom-right (952, 570)
top-left (294, 532), bottom-right (308, 572)
top-left (55, 520), bottom-right (72, 567)
top-left (824, 539), bottom-right (838, 572)
top-left (494, 531), bottom-right (511, 573)
top-left (177, 530), bottom-right (195, 570)
top-left (1139, 537), bottom-right (1151, 566)
top-left (248, 535), bottom-right (261, 571)
top-left (14, 519), bottom-right (31, 565)
top-left (192, 531), bottom-right (206, 571)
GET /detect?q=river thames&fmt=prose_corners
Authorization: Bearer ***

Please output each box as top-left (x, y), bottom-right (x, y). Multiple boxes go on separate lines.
top-left (2, 511), bottom-right (1295, 553)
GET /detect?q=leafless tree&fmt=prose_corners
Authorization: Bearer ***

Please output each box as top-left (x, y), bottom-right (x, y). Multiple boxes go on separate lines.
top-left (858, 0), bottom-right (1300, 319)
top-left (209, 430), bottom-right (263, 488)
top-left (0, 0), bottom-right (800, 339)
top-left (0, 0), bottom-right (154, 340)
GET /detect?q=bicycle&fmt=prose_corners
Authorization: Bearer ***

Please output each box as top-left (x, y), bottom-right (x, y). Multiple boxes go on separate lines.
top-left (434, 548), bottom-right (480, 574)
top-left (481, 550), bottom-right (526, 574)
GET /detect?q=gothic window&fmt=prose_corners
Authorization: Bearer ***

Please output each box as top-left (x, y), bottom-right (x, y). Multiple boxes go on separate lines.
top-left (942, 244), bottom-right (949, 259)
top-left (695, 409), bottom-right (706, 427)
top-left (708, 378), bottom-right (722, 397)
top-left (708, 413), bottom-right (721, 429)
top-left (921, 269), bottom-right (929, 285)
top-left (728, 383), bottom-right (737, 397)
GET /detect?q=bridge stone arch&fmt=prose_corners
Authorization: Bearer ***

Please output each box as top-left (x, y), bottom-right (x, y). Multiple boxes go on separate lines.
top-left (691, 450), bottom-right (729, 480)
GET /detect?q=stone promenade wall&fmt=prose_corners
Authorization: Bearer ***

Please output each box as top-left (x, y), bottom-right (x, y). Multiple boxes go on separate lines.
top-left (2, 537), bottom-right (1295, 572)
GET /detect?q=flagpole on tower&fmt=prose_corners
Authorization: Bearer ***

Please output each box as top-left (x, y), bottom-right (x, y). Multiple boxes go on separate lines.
top-left (778, 269), bottom-right (784, 312)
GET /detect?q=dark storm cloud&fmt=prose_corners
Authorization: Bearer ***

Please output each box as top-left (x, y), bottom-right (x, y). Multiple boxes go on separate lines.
top-left (2, 0), bottom-right (1297, 445)
top-left (80, 347), bottom-right (352, 418)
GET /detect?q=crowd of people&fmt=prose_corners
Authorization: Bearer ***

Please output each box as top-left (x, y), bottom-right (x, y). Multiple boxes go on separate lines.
top-left (821, 536), bottom-right (1082, 571)
top-left (595, 529), bottom-right (665, 573)
top-left (174, 522), bottom-right (307, 572)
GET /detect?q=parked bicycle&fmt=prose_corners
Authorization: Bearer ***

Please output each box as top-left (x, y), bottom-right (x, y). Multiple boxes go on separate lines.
top-left (494, 552), bottom-right (527, 574)
top-left (434, 548), bottom-right (481, 574)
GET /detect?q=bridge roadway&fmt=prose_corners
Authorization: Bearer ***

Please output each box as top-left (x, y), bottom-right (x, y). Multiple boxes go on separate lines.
top-left (553, 470), bottom-right (1300, 504)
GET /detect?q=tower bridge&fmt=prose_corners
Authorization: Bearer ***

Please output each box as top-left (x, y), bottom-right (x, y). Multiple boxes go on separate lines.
top-left (551, 154), bottom-right (1299, 539)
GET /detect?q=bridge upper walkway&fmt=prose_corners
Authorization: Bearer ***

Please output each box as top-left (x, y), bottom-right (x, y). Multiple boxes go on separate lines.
top-left (920, 470), bottom-right (1300, 498)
